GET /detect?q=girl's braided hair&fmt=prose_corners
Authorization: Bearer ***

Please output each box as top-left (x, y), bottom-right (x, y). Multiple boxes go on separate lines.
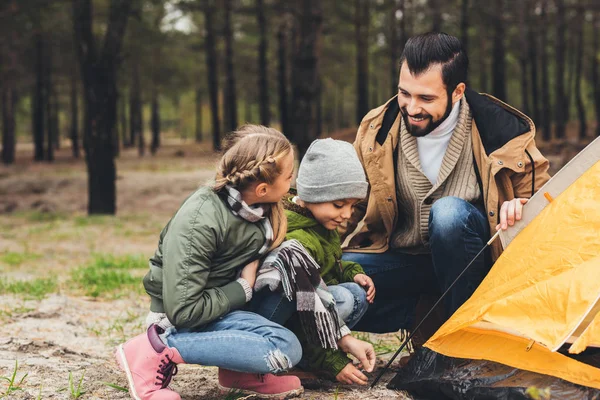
top-left (213, 124), bottom-right (292, 249)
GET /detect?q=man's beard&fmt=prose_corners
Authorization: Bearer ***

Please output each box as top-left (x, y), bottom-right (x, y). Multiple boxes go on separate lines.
top-left (401, 94), bottom-right (454, 137)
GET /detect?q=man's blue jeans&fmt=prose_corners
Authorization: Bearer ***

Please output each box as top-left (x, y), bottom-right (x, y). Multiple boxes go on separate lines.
top-left (342, 197), bottom-right (491, 333)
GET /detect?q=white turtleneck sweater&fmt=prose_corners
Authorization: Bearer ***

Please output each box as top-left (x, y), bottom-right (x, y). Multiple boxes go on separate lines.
top-left (417, 100), bottom-right (462, 185)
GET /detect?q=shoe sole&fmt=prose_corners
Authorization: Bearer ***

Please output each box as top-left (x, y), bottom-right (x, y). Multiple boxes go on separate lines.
top-left (217, 384), bottom-right (304, 400)
top-left (115, 344), bottom-right (142, 400)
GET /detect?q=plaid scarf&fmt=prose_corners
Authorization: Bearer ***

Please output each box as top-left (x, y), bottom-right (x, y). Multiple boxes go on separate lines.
top-left (223, 185), bottom-right (273, 255)
top-left (255, 239), bottom-right (345, 349)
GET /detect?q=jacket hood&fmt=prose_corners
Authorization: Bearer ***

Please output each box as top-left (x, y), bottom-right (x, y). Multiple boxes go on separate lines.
top-left (283, 192), bottom-right (320, 231)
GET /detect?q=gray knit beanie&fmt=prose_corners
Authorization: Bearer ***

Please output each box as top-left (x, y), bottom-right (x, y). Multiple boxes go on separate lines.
top-left (296, 138), bottom-right (368, 203)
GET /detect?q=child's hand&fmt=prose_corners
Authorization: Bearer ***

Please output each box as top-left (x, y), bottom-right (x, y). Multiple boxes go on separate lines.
top-left (338, 335), bottom-right (376, 373)
top-left (240, 259), bottom-right (260, 288)
top-left (353, 273), bottom-right (376, 303)
top-left (336, 362), bottom-right (369, 385)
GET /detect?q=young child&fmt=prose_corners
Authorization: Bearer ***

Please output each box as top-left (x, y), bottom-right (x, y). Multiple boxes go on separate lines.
top-left (252, 138), bottom-right (377, 386)
top-left (115, 125), bottom-right (304, 400)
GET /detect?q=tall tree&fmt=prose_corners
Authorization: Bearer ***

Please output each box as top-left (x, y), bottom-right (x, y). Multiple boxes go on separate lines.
top-left (518, 2), bottom-right (530, 116)
top-left (430, 0), bottom-right (442, 32)
top-left (540, 0), bottom-right (552, 140)
top-left (73, 0), bottom-right (132, 214)
top-left (257, 0), bottom-right (270, 126)
top-left (289, 0), bottom-right (322, 156)
top-left (223, 0), bottom-right (237, 132)
top-left (150, 88), bottom-right (160, 154)
top-left (554, 0), bottom-right (567, 139)
top-left (277, 7), bottom-right (290, 137)
top-left (1, 0), bottom-right (18, 165)
top-left (203, 0), bottom-right (221, 150)
top-left (574, 5), bottom-right (586, 140)
top-left (527, 2), bottom-right (540, 125)
top-left (460, 0), bottom-right (469, 56)
top-left (491, 0), bottom-right (506, 101)
top-left (32, 32), bottom-right (45, 161)
top-left (592, 11), bottom-right (600, 137)
top-left (45, 39), bottom-right (55, 161)
top-left (388, 0), bottom-right (399, 97)
top-left (70, 66), bottom-right (80, 158)
top-left (355, 0), bottom-right (369, 124)
top-left (129, 61), bottom-right (143, 155)
top-left (195, 88), bottom-right (203, 142)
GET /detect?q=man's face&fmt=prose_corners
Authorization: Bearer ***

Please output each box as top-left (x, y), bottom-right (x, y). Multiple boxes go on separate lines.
top-left (397, 63), bottom-right (455, 137)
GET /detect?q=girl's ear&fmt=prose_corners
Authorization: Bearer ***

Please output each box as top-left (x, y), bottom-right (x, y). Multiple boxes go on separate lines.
top-left (255, 182), bottom-right (269, 198)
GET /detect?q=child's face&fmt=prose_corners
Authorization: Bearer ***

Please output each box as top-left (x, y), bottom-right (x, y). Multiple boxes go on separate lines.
top-left (302, 198), bottom-right (361, 230)
top-left (260, 150), bottom-right (295, 203)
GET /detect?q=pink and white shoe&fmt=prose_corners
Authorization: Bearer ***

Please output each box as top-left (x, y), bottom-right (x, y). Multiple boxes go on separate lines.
top-left (115, 324), bottom-right (184, 400)
top-left (218, 368), bottom-right (304, 399)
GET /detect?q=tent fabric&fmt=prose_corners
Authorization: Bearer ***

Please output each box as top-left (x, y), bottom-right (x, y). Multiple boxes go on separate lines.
top-left (424, 137), bottom-right (600, 390)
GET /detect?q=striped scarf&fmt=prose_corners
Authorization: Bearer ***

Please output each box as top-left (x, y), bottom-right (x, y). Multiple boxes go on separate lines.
top-left (223, 185), bottom-right (273, 255)
top-left (255, 239), bottom-right (346, 349)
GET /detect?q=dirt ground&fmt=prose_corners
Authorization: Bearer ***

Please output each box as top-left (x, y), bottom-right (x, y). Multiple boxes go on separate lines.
top-left (0, 141), bottom-right (410, 400)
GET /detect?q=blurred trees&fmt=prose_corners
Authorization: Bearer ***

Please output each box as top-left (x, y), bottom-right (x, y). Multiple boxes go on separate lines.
top-left (2, 0), bottom-right (600, 213)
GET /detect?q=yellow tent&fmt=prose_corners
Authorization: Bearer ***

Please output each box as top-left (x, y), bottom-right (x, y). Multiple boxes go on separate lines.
top-left (425, 137), bottom-right (600, 389)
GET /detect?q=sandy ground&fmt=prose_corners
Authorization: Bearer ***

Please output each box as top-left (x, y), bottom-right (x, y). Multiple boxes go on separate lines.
top-left (0, 142), bottom-right (409, 399)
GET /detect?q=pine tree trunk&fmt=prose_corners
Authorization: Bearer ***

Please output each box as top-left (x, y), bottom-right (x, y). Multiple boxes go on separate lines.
top-left (203, 0), bottom-right (221, 150)
top-left (129, 61), bottom-right (143, 156)
top-left (518, 3), bottom-right (529, 116)
top-left (528, 5), bottom-right (540, 126)
top-left (430, 0), bottom-right (442, 32)
top-left (574, 7), bottom-right (586, 140)
top-left (120, 94), bottom-right (128, 148)
top-left (592, 11), bottom-right (600, 137)
top-left (74, 0), bottom-right (131, 215)
top-left (388, 0), bottom-right (399, 97)
top-left (277, 13), bottom-right (289, 137)
top-left (224, 0), bottom-right (237, 133)
top-left (70, 69), bottom-right (80, 158)
top-left (554, 0), bottom-right (567, 139)
top-left (151, 90), bottom-right (160, 155)
top-left (289, 0), bottom-right (322, 156)
top-left (491, 0), bottom-right (506, 102)
top-left (257, 0), bottom-right (270, 126)
top-left (479, 33), bottom-right (488, 93)
top-left (195, 88), bottom-right (203, 142)
top-left (355, 0), bottom-right (369, 124)
top-left (1, 87), bottom-right (16, 165)
top-left (540, 0), bottom-right (552, 141)
top-left (33, 32), bottom-right (45, 161)
top-left (460, 0), bottom-right (469, 55)
top-left (45, 43), bottom-right (55, 161)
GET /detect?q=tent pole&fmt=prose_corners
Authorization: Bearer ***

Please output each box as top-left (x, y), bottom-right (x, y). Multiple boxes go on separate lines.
top-left (369, 230), bottom-right (502, 389)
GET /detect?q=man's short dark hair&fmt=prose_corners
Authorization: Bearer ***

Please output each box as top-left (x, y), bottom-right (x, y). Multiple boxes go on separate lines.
top-left (399, 32), bottom-right (469, 92)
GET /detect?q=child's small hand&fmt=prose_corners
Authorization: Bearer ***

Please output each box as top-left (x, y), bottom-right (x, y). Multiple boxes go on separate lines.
top-left (353, 273), bottom-right (376, 303)
top-left (338, 335), bottom-right (376, 373)
top-left (240, 259), bottom-right (260, 288)
top-left (336, 362), bottom-right (368, 385)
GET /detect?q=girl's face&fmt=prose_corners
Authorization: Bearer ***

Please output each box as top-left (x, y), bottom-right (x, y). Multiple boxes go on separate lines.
top-left (260, 149), bottom-right (295, 203)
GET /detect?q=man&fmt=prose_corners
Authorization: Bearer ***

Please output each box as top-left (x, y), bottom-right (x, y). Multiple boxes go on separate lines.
top-left (341, 32), bottom-right (550, 338)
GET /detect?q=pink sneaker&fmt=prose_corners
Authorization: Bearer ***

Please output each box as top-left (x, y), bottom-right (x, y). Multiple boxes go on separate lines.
top-left (115, 324), bottom-right (184, 400)
top-left (218, 368), bottom-right (304, 399)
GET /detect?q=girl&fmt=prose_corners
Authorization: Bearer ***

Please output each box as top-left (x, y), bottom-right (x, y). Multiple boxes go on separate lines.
top-left (115, 125), bottom-right (303, 400)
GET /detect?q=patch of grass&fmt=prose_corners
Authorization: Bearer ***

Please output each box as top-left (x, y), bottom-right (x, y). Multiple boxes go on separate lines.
top-left (0, 278), bottom-right (58, 299)
top-left (58, 371), bottom-right (86, 399)
top-left (0, 360), bottom-right (28, 398)
top-left (102, 382), bottom-right (128, 393)
top-left (19, 211), bottom-right (66, 223)
top-left (353, 331), bottom-right (407, 356)
top-left (74, 215), bottom-right (124, 228)
top-left (0, 251), bottom-right (42, 267)
top-left (70, 254), bottom-right (147, 298)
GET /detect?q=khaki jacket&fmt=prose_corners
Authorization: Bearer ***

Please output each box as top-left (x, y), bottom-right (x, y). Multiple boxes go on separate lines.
top-left (342, 89), bottom-right (550, 261)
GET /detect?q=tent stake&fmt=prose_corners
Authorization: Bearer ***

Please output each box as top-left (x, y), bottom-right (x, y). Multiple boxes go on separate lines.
top-left (369, 229), bottom-right (502, 389)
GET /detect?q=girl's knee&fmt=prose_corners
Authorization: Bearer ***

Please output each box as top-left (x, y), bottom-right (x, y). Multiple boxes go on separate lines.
top-left (267, 330), bottom-right (302, 372)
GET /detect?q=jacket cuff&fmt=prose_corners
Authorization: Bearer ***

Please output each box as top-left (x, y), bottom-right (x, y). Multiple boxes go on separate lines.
top-left (150, 296), bottom-right (165, 313)
top-left (324, 352), bottom-right (353, 378)
top-left (236, 278), bottom-right (253, 302)
top-left (221, 280), bottom-right (249, 310)
top-left (339, 325), bottom-right (351, 338)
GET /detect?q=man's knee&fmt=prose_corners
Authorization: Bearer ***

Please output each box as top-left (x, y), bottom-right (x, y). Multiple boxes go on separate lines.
top-left (429, 197), bottom-right (472, 237)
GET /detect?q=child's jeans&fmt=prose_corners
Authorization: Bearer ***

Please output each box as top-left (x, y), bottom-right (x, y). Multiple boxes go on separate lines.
top-left (162, 310), bottom-right (302, 374)
top-left (249, 282), bottom-right (369, 329)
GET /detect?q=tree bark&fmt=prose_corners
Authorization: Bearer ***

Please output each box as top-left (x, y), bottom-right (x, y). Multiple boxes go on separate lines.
top-left (70, 68), bottom-right (80, 158)
top-left (430, 0), bottom-right (442, 32)
top-left (45, 40), bottom-right (55, 162)
top-left (460, 0), bottom-right (469, 55)
top-left (388, 0), bottom-right (398, 97)
top-left (554, 0), bottom-right (567, 139)
top-left (120, 94), bottom-right (128, 148)
top-left (289, 0), bottom-right (322, 157)
top-left (129, 61), bottom-right (143, 156)
top-left (1, 87), bottom-right (16, 165)
top-left (151, 89), bottom-right (160, 155)
top-left (592, 11), bottom-right (600, 136)
top-left (73, 0), bottom-right (132, 215)
top-left (195, 88), bottom-right (203, 142)
top-left (203, 0), bottom-right (221, 150)
top-left (224, 0), bottom-right (237, 133)
top-left (540, 0), bottom-right (552, 140)
top-left (518, 2), bottom-right (530, 116)
top-left (277, 12), bottom-right (289, 137)
top-left (491, 0), bottom-right (506, 102)
top-left (33, 32), bottom-right (45, 161)
top-left (574, 6), bottom-right (586, 140)
top-left (257, 0), bottom-right (270, 125)
top-left (355, 0), bottom-right (369, 124)
top-left (527, 4), bottom-right (540, 126)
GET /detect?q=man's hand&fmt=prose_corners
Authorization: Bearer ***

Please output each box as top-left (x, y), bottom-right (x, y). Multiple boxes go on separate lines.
top-left (496, 198), bottom-right (528, 231)
top-left (240, 259), bottom-right (260, 288)
top-left (338, 335), bottom-right (376, 373)
top-left (336, 362), bottom-right (369, 385)
top-left (353, 273), bottom-right (376, 303)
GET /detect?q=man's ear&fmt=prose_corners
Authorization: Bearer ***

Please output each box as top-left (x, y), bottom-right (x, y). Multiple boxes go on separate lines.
top-left (452, 82), bottom-right (466, 103)
top-left (255, 182), bottom-right (269, 198)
